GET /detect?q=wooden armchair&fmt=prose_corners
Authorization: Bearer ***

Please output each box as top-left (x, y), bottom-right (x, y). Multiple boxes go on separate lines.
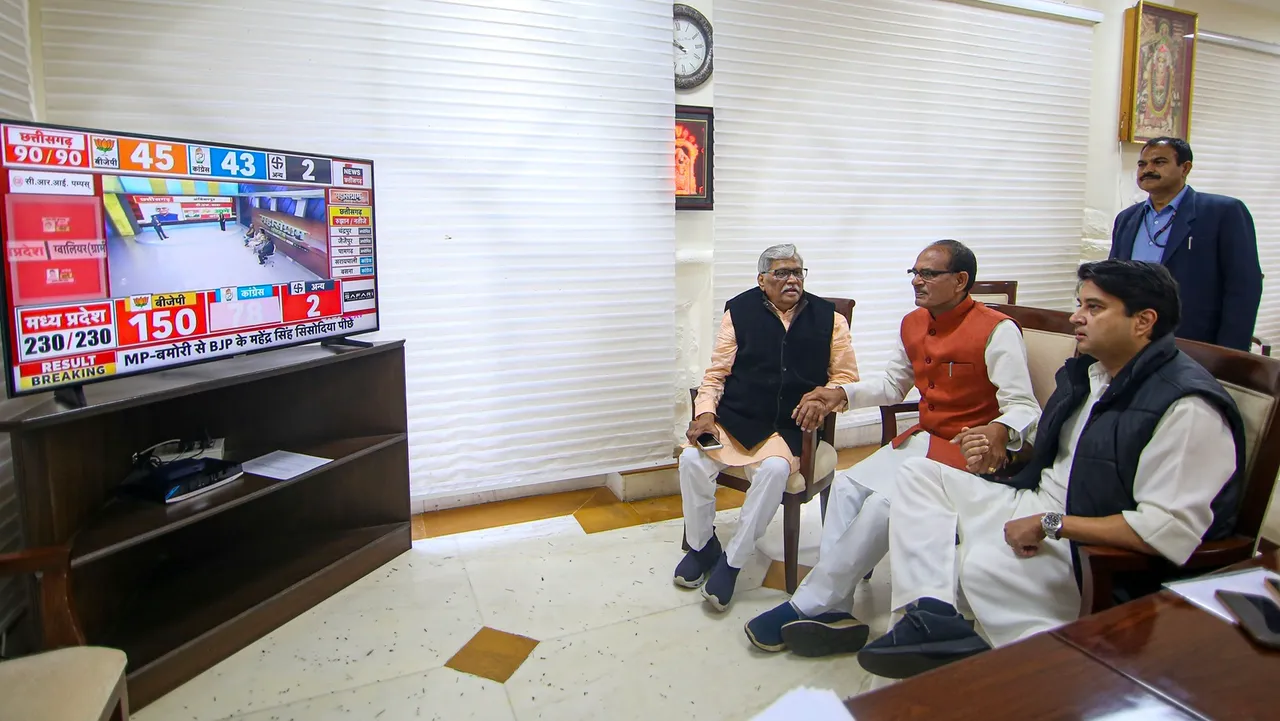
top-left (685, 297), bottom-right (854, 593)
top-left (970, 280), bottom-right (1018, 306)
top-left (0, 545), bottom-right (129, 720)
top-left (1079, 337), bottom-right (1280, 615)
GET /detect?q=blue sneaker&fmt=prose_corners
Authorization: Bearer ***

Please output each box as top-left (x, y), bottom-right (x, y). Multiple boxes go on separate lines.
top-left (700, 554), bottom-right (740, 612)
top-left (780, 610), bottom-right (870, 657)
top-left (745, 602), bottom-right (802, 652)
top-left (856, 597), bottom-right (990, 679)
top-left (673, 533), bottom-right (722, 588)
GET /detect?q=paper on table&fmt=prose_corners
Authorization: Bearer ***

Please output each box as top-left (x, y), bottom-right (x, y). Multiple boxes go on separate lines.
top-left (751, 687), bottom-right (854, 721)
top-left (1164, 566), bottom-right (1280, 624)
top-left (242, 450), bottom-right (331, 480)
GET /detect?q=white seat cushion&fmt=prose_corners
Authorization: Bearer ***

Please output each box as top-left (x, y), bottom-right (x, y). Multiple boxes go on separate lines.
top-left (720, 440), bottom-right (838, 493)
top-left (1022, 328), bottom-right (1078, 408)
top-left (0, 646), bottom-right (126, 721)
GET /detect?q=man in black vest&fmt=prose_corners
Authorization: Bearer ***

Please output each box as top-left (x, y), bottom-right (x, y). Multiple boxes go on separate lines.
top-left (857, 260), bottom-right (1245, 680)
top-left (677, 244), bottom-right (858, 612)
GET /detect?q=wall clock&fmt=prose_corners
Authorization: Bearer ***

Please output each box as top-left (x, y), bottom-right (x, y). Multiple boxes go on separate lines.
top-left (674, 4), bottom-right (712, 90)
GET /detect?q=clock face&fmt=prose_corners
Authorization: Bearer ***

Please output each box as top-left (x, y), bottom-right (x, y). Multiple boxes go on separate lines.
top-left (673, 4), bottom-right (712, 89)
top-left (674, 18), bottom-right (708, 79)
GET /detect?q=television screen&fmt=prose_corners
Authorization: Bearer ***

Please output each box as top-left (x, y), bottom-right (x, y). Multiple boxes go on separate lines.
top-left (0, 121), bottom-right (379, 398)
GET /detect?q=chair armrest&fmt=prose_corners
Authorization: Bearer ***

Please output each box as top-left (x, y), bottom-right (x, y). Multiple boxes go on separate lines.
top-left (0, 545), bottom-right (84, 648)
top-left (799, 425), bottom-right (817, 487)
top-left (1175, 536), bottom-right (1256, 570)
top-left (879, 402), bottom-right (918, 446)
top-left (0, 546), bottom-right (71, 577)
top-left (1077, 544), bottom-right (1155, 617)
top-left (1077, 536), bottom-right (1258, 617)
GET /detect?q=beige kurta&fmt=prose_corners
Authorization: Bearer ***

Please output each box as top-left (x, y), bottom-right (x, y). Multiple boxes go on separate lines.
top-left (690, 302), bottom-right (858, 473)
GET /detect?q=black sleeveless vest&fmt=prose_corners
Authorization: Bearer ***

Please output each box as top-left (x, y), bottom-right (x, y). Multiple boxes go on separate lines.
top-left (716, 288), bottom-right (834, 456)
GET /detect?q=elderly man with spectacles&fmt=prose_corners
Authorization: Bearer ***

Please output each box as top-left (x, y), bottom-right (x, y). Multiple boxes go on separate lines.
top-left (744, 240), bottom-right (1041, 656)
top-left (677, 244), bottom-right (859, 612)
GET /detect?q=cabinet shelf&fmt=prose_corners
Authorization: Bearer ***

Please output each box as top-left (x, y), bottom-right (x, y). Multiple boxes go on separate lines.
top-left (107, 524), bottom-right (408, 693)
top-left (72, 433), bottom-right (407, 567)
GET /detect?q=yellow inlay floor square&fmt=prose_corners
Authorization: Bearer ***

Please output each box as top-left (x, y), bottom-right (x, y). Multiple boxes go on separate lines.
top-left (444, 626), bottom-right (540, 684)
top-left (761, 560), bottom-right (814, 592)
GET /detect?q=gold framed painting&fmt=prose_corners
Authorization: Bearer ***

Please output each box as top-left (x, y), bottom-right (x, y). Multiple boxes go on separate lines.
top-left (1119, 2), bottom-right (1199, 143)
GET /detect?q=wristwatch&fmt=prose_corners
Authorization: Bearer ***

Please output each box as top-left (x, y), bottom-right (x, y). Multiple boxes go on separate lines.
top-left (1041, 512), bottom-right (1064, 541)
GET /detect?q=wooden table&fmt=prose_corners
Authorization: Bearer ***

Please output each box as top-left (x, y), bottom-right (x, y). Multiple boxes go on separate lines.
top-left (846, 550), bottom-right (1280, 720)
top-left (1055, 550), bottom-right (1280, 720)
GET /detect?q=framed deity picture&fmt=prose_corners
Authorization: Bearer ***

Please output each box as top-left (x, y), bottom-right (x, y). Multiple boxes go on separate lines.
top-left (1119, 2), bottom-right (1198, 143)
top-left (675, 105), bottom-right (713, 210)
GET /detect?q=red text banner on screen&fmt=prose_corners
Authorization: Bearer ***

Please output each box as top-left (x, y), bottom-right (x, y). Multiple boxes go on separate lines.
top-left (0, 120), bottom-right (379, 397)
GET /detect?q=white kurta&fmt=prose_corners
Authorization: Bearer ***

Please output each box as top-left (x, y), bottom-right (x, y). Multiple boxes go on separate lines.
top-left (790, 319), bottom-right (1040, 616)
top-left (839, 320), bottom-right (1040, 496)
top-left (889, 361), bottom-right (1237, 647)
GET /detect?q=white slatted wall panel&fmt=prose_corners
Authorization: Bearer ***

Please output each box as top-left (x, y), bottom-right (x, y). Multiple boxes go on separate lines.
top-left (714, 0), bottom-right (1091, 426)
top-left (1190, 38), bottom-right (1280, 545)
top-left (38, 0), bottom-right (676, 499)
top-left (1188, 40), bottom-right (1280, 346)
top-left (0, 0), bottom-right (31, 638)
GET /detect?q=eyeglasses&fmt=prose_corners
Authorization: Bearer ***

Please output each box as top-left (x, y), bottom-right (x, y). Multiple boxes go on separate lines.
top-left (907, 268), bottom-right (956, 281)
top-left (768, 268), bottom-right (808, 280)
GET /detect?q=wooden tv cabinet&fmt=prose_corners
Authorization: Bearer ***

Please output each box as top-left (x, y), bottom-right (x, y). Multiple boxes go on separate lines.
top-left (0, 340), bottom-right (411, 709)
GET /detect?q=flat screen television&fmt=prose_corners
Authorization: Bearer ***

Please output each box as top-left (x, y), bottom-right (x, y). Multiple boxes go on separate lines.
top-left (0, 120), bottom-right (379, 404)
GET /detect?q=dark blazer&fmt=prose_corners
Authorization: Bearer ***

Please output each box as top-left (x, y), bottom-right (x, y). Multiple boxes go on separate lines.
top-left (1110, 186), bottom-right (1262, 351)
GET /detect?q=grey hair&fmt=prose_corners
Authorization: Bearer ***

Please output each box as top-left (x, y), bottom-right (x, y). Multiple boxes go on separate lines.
top-left (757, 244), bottom-right (803, 274)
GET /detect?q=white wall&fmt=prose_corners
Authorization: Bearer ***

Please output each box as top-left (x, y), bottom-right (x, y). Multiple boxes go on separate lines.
top-left (674, 0), bottom-right (716, 436)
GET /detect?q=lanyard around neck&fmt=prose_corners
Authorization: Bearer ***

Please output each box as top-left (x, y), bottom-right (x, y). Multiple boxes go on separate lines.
top-left (1143, 204), bottom-right (1177, 248)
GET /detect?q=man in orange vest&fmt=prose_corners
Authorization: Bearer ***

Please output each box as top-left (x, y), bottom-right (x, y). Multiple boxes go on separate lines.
top-left (745, 240), bottom-right (1040, 656)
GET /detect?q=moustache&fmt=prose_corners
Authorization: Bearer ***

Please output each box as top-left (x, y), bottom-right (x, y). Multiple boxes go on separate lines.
top-left (1141, 173), bottom-right (1160, 180)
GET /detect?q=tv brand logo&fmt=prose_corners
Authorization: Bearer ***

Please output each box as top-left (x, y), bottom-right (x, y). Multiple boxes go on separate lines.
top-left (344, 290), bottom-right (374, 302)
top-left (342, 167), bottom-right (363, 183)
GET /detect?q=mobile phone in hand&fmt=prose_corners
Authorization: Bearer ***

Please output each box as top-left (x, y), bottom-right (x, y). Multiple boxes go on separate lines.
top-left (1216, 589), bottom-right (1280, 650)
top-left (696, 433), bottom-right (723, 450)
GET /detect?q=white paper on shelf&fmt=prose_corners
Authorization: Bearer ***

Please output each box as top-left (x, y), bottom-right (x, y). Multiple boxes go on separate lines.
top-left (750, 687), bottom-right (854, 721)
top-left (1164, 566), bottom-right (1280, 624)
top-left (241, 450), bottom-right (331, 480)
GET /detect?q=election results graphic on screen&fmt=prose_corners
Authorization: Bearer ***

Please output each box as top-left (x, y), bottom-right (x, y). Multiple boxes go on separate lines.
top-left (0, 120), bottom-right (379, 397)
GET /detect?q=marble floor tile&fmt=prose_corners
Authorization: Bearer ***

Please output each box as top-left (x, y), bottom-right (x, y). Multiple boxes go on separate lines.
top-left (506, 587), bottom-right (876, 721)
top-left (460, 510), bottom-right (778, 642)
top-left (227, 666), bottom-right (515, 721)
top-left (136, 544), bottom-right (482, 721)
top-left (138, 479), bottom-right (898, 721)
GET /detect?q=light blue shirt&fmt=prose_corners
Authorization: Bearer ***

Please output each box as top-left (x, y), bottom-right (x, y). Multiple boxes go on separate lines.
top-left (1130, 185), bottom-right (1190, 263)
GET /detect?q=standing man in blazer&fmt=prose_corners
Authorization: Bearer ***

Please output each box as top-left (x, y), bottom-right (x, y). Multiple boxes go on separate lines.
top-left (1109, 137), bottom-right (1262, 351)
